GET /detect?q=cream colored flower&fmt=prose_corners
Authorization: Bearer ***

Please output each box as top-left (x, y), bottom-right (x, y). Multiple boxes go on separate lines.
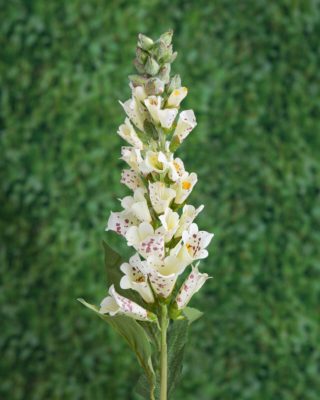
top-left (125, 222), bottom-right (165, 259)
top-left (121, 147), bottom-right (143, 172)
top-left (181, 223), bottom-right (214, 261)
top-left (144, 96), bottom-right (178, 129)
top-left (149, 181), bottom-right (176, 214)
top-left (174, 204), bottom-right (204, 238)
top-left (119, 98), bottom-right (146, 131)
top-left (120, 254), bottom-right (154, 303)
top-left (140, 151), bottom-right (171, 175)
top-left (168, 157), bottom-right (186, 182)
top-left (167, 87), bottom-right (188, 108)
top-left (172, 110), bottom-right (197, 143)
top-left (174, 265), bottom-right (210, 310)
top-left (121, 169), bottom-right (144, 191)
top-left (99, 285), bottom-right (155, 321)
top-left (121, 188), bottom-right (151, 223)
top-left (106, 210), bottom-right (139, 236)
top-left (158, 208), bottom-right (180, 242)
top-left (172, 172), bottom-right (198, 204)
top-left (117, 118), bottom-right (143, 149)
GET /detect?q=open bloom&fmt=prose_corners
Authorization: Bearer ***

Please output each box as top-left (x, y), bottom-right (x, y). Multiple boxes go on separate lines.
top-left (121, 169), bottom-right (144, 191)
top-left (117, 118), bottom-right (143, 149)
top-left (158, 207), bottom-right (180, 242)
top-left (106, 210), bottom-right (139, 236)
top-left (120, 254), bottom-right (154, 303)
top-left (149, 181), bottom-right (176, 214)
top-left (125, 221), bottom-right (165, 259)
top-left (121, 147), bottom-right (143, 172)
top-left (121, 188), bottom-right (152, 223)
top-left (99, 285), bottom-right (155, 321)
top-left (140, 151), bottom-right (171, 175)
top-left (119, 98), bottom-right (146, 131)
top-left (144, 96), bottom-right (178, 129)
top-left (174, 265), bottom-right (210, 309)
top-left (167, 87), bottom-right (188, 108)
top-left (174, 204), bottom-right (204, 238)
top-left (180, 223), bottom-right (214, 263)
top-left (172, 110), bottom-right (197, 143)
top-left (172, 172), bottom-right (198, 204)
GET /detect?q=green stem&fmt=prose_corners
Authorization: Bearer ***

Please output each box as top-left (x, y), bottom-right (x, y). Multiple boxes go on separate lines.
top-left (160, 304), bottom-right (168, 400)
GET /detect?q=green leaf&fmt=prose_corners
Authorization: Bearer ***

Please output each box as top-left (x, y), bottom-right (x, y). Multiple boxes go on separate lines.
top-left (167, 320), bottom-right (189, 396)
top-left (78, 299), bottom-right (156, 397)
top-left (183, 307), bottom-right (203, 324)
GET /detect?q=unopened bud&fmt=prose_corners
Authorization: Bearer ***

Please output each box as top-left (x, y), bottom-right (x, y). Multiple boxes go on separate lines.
top-left (138, 33), bottom-right (154, 51)
top-left (145, 78), bottom-right (165, 96)
top-left (158, 63), bottom-right (171, 83)
top-left (145, 56), bottom-right (160, 76)
top-left (160, 30), bottom-right (173, 46)
top-left (167, 74), bottom-right (182, 94)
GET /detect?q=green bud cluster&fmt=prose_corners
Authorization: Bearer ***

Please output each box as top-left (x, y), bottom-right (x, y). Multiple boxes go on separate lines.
top-left (129, 30), bottom-right (181, 97)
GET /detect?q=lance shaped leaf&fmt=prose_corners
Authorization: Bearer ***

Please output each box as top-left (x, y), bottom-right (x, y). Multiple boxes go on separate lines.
top-left (78, 299), bottom-right (156, 396)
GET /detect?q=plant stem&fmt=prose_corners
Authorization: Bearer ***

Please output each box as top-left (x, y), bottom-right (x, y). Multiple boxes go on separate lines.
top-left (160, 304), bottom-right (168, 400)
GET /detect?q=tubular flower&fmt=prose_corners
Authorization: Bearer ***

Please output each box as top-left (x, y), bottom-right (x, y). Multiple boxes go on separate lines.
top-left (174, 265), bottom-right (210, 310)
top-left (99, 285), bottom-right (156, 321)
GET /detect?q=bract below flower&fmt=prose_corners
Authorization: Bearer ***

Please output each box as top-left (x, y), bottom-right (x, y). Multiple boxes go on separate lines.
top-left (174, 265), bottom-right (210, 310)
top-left (99, 285), bottom-right (155, 321)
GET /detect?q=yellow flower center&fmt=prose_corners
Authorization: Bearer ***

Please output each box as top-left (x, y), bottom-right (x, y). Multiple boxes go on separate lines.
top-left (182, 181), bottom-right (191, 190)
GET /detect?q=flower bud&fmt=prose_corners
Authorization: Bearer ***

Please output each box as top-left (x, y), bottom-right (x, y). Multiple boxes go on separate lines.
top-left (158, 63), bottom-right (171, 83)
top-left (154, 40), bottom-right (169, 61)
top-left (138, 33), bottom-right (154, 51)
top-left (145, 77), bottom-right (165, 96)
top-left (145, 56), bottom-right (160, 76)
top-left (167, 74), bottom-right (182, 94)
top-left (128, 74), bottom-right (148, 87)
top-left (135, 47), bottom-right (148, 64)
top-left (160, 30), bottom-right (173, 46)
top-left (133, 58), bottom-right (145, 74)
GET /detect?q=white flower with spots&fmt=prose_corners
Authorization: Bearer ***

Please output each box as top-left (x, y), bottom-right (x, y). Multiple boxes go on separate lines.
top-left (125, 221), bottom-right (165, 259)
top-left (99, 285), bottom-right (155, 321)
top-left (149, 181), bottom-right (176, 214)
top-left (118, 118), bottom-right (143, 149)
top-left (120, 254), bottom-right (154, 303)
top-left (174, 265), bottom-right (210, 310)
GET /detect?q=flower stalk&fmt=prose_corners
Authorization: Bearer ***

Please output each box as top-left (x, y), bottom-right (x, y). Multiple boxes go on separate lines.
top-left (160, 304), bottom-right (168, 400)
top-left (79, 29), bottom-right (215, 398)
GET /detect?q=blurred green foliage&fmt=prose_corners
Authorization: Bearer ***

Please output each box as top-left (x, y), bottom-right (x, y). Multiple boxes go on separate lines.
top-left (1, 0), bottom-right (320, 399)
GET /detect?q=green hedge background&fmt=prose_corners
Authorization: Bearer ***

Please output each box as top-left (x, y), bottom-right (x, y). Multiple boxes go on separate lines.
top-left (1, 1), bottom-right (320, 399)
